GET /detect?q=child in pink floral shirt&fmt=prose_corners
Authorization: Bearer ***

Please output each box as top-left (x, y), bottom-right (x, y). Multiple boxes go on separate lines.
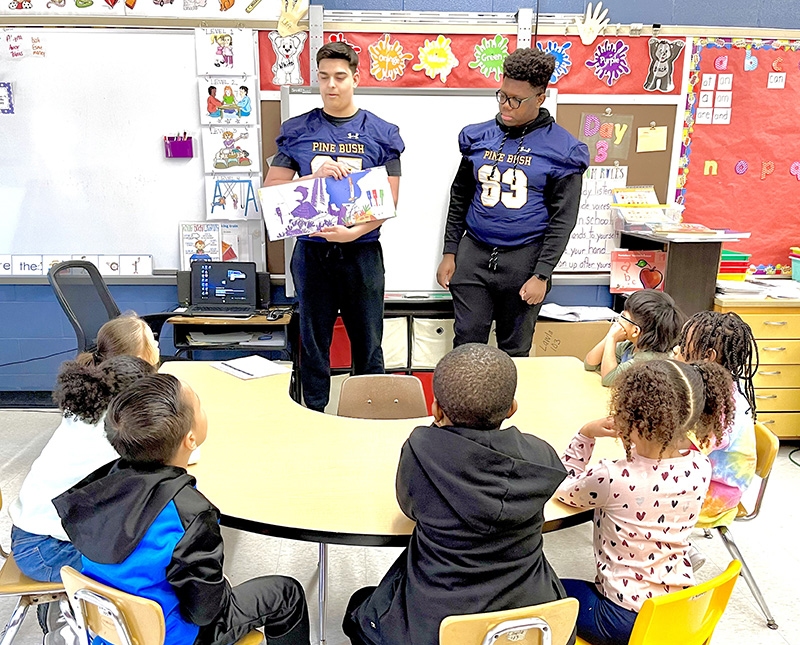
top-left (556, 360), bottom-right (734, 645)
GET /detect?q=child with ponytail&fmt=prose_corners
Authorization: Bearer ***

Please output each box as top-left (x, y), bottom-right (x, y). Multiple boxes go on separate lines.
top-left (555, 359), bottom-right (734, 645)
top-left (9, 351), bottom-right (156, 582)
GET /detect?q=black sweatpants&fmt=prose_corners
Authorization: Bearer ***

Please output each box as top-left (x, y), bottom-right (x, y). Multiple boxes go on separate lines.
top-left (195, 576), bottom-right (310, 645)
top-left (290, 238), bottom-right (386, 412)
top-left (449, 235), bottom-right (550, 356)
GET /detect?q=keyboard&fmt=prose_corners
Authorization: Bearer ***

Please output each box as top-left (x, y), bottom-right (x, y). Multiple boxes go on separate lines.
top-left (185, 305), bottom-right (254, 317)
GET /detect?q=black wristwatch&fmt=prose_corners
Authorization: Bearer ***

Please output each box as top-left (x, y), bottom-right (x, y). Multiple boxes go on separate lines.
top-left (533, 273), bottom-right (549, 282)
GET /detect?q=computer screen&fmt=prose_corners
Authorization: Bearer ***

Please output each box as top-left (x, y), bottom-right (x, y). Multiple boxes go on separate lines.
top-left (190, 261), bottom-right (257, 305)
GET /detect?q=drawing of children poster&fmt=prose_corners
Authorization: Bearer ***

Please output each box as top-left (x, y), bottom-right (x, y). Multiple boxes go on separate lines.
top-left (198, 77), bottom-right (257, 125)
top-left (195, 28), bottom-right (255, 76)
top-left (201, 125), bottom-right (260, 173)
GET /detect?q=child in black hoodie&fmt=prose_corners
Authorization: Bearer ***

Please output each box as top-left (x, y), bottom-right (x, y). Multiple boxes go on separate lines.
top-left (54, 373), bottom-right (310, 645)
top-left (342, 343), bottom-right (572, 645)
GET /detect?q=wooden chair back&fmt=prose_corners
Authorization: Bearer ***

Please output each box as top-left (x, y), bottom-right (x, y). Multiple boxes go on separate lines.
top-left (337, 374), bottom-right (428, 419)
top-left (440, 598), bottom-right (579, 645)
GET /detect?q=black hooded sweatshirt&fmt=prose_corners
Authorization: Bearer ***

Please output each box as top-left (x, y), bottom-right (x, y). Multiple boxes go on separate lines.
top-left (351, 423), bottom-right (571, 645)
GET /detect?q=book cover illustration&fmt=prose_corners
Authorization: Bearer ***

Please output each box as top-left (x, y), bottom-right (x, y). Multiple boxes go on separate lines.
top-left (610, 250), bottom-right (666, 293)
top-left (180, 222), bottom-right (221, 271)
top-left (258, 166), bottom-right (395, 241)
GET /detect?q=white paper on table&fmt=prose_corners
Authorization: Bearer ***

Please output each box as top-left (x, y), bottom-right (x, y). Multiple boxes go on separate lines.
top-left (212, 355), bottom-right (292, 380)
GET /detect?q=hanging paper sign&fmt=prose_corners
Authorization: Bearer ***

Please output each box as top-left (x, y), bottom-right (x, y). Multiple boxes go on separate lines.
top-left (368, 34), bottom-right (414, 82)
top-left (536, 40), bottom-right (572, 83)
top-left (578, 112), bottom-right (634, 161)
top-left (468, 34), bottom-right (510, 81)
top-left (586, 39), bottom-right (631, 86)
top-left (643, 38), bottom-right (684, 92)
top-left (0, 82), bottom-right (13, 114)
top-left (412, 35), bottom-right (459, 83)
top-left (267, 30), bottom-right (307, 86)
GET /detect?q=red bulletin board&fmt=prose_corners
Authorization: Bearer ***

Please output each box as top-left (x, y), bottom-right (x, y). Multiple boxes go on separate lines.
top-left (259, 32), bottom-right (684, 95)
top-left (677, 38), bottom-right (800, 268)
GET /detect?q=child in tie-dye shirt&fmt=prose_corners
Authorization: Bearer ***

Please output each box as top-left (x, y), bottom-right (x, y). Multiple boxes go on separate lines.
top-left (557, 360), bottom-right (734, 645)
top-left (677, 311), bottom-right (758, 528)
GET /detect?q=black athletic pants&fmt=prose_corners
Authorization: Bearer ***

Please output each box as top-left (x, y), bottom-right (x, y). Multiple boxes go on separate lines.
top-left (195, 576), bottom-right (310, 645)
top-left (449, 235), bottom-right (550, 357)
top-left (291, 238), bottom-right (385, 412)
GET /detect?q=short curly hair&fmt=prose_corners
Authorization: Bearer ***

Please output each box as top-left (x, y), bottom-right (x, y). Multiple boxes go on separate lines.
top-left (433, 343), bottom-right (517, 430)
top-left (53, 355), bottom-right (156, 424)
top-left (610, 360), bottom-right (733, 460)
top-left (503, 48), bottom-right (556, 92)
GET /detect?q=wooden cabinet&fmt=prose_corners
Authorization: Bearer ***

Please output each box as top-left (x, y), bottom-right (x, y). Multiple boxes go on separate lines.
top-left (715, 296), bottom-right (800, 438)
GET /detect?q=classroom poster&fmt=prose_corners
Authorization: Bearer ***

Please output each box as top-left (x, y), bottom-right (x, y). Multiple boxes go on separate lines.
top-left (556, 166), bottom-right (628, 272)
top-left (578, 112), bottom-right (635, 162)
top-left (200, 125), bottom-right (259, 173)
top-left (198, 77), bottom-right (256, 125)
top-left (258, 166), bottom-right (396, 240)
top-left (194, 28), bottom-right (255, 76)
top-left (204, 176), bottom-right (260, 219)
top-left (180, 222), bottom-right (221, 271)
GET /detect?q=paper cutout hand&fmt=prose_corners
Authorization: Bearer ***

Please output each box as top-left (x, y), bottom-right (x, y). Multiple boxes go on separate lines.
top-left (575, 1), bottom-right (610, 46)
top-left (278, 0), bottom-right (309, 37)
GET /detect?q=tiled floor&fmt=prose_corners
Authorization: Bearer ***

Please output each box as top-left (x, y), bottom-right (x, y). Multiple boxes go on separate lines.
top-left (1, 408), bottom-right (798, 644)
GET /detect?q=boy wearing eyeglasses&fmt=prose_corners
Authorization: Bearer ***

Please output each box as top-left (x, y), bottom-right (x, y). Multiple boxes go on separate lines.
top-left (584, 289), bottom-right (686, 386)
top-left (436, 48), bottom-right (589, 356)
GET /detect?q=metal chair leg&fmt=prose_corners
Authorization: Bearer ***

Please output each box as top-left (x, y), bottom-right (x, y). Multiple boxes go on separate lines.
top-left (717, 526), bottom-right (778, 630)
top-left (0, 597), bottom-right (30, 645)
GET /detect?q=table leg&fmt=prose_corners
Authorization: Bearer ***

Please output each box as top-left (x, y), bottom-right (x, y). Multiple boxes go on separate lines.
top-left (318, 542), bottom-right (328, 645)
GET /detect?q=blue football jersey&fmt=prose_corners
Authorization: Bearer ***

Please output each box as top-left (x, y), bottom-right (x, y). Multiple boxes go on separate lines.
top-left (276, 109), bottom-right (404, 243)
top-left (460, 118), bottom-right (589, 247)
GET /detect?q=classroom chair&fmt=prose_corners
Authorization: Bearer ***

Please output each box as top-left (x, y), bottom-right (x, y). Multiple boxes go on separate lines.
top-left (337, 374), bottom-right (429, 419)
top-left (60, 566), bottom-right (263, 645)
top-left (0, 487), bottom-right (65, 645)
top-left (575, 560), bottom-right (741, 645)
top-left (439, 598), bottom-right (579, 645)
top-left (48, 260), bottom-right (171, 353)
top-left (702, 421), bottom-right (780, 629)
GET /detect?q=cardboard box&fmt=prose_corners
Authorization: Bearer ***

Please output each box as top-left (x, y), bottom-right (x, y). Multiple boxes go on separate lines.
top-left (531, 321), bottom-right (611, 359)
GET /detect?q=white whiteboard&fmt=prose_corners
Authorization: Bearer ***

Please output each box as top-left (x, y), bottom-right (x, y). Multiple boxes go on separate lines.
top-left (0, 29), bottom-right (207, 270)
top-left (282, 87), bottom-right (557, 294)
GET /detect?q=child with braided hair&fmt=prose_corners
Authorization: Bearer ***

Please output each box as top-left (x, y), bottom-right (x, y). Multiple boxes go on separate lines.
top-left (556, 359), bottom-right (734, 645)
top-left (676, 311), bottom-right (758, 534)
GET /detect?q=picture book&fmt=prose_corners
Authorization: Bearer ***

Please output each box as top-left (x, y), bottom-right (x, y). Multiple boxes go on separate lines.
top-left (180, 222), bottom-right (221, 271)
top-left (650, 222), bottom-right (713, 235)
top-left (610, 250), bottom-right (667, 293)
top-left (258, 166), bottom-right (396, 241)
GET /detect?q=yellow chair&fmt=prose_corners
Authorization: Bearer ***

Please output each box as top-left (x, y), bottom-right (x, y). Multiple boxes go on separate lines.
top-left (0, 488), bottom-right (65, 645)
top-left (575, 560), bottom-right (741, 645)
top-left (60, 566), bottom-right (263, 645)
top-left (439, 598), bottom-right (579, 645)
top-left (337, 374), bottom-right (428, 419)
top-left (706, 421), bottom-right (779, 629)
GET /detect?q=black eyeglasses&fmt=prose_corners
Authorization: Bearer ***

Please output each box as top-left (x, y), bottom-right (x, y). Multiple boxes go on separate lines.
top-left (618, 313), bottom-right (639, 327)
top-left (495, 89), bottom-right (540, 109)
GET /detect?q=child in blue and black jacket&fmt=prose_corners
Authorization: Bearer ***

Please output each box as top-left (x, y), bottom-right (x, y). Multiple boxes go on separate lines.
top-left (54, 374), bottom-right (310, 645)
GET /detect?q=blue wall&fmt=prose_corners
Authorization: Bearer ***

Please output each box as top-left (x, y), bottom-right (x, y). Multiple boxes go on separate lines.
top-left (318, 0), bottom-right (800, 30)
top-left (0, 282), bottom-right (609, 392)
top-left (0, 285), bottom-right (179, 393)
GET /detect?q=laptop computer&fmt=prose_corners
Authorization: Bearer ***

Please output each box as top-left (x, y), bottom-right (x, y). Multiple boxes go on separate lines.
top-left (184, 261), bottom-right (257, 317)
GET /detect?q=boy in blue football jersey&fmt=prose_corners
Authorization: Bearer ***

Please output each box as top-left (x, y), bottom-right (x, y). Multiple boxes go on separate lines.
top-left (265, 42), bottom-right (404, 412)
top-left (436, 48), bottom-right (590, 356)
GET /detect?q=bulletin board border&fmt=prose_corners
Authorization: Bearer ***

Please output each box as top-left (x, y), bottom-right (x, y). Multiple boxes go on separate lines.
top-left (675, 36), bottom-right (800, 204)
